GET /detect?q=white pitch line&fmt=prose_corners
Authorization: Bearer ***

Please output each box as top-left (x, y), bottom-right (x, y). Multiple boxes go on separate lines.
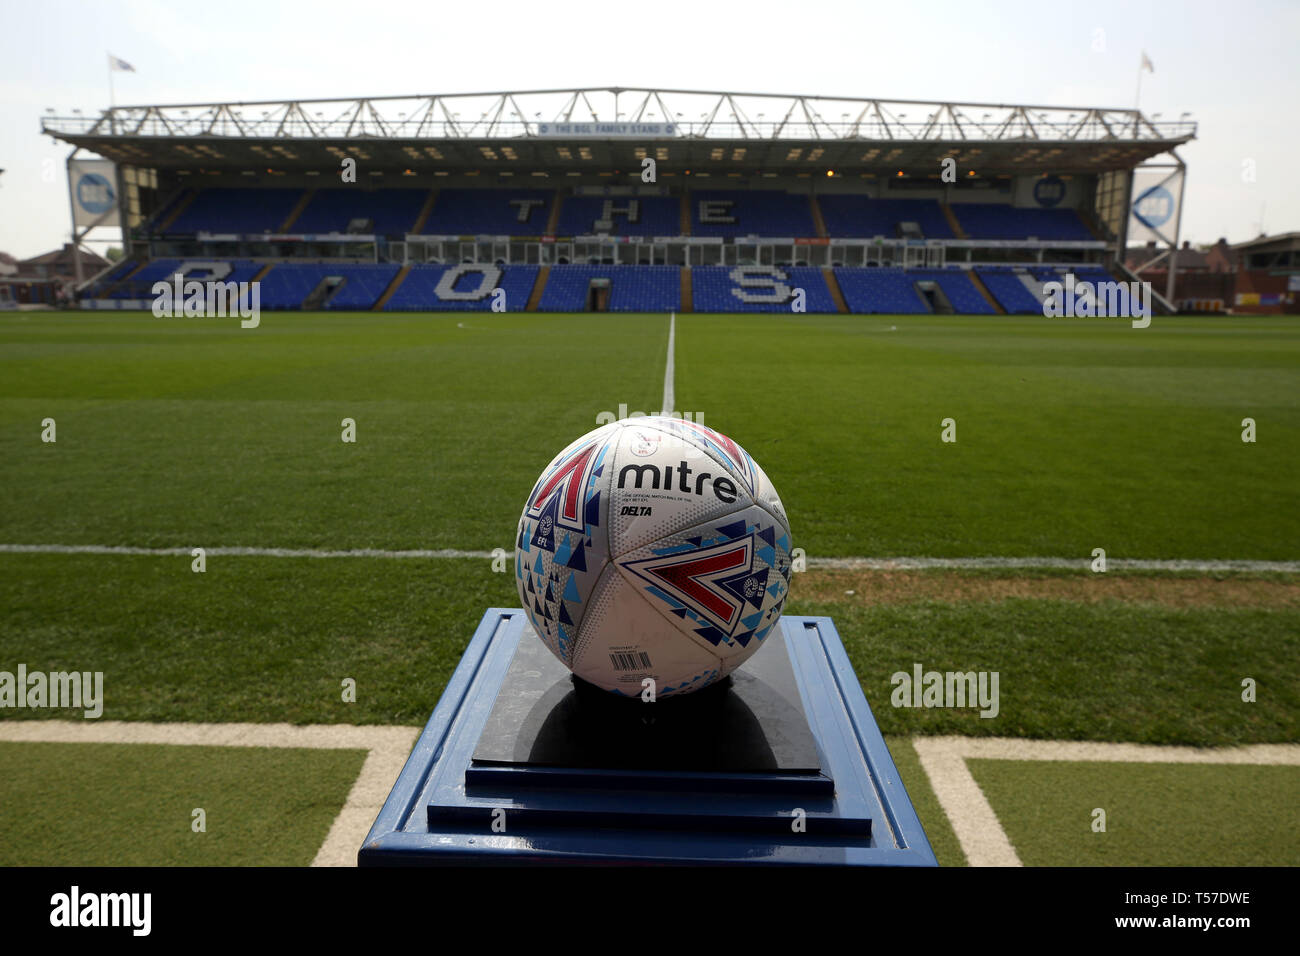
top-left (912, 736), bottom-right (1022, 867)
top-left (1, 543), bottom-right (1294, 573)
top-left (0, 544), bottom-right (495, 560)
top-left (911, 736), bottom-right (1300, 867)
top-left (0, 720), bottom-right (420, 868)
top-left (806, 556), bottom-right (1300, 573)
top-left (661, 312), bottom-right (676, 415)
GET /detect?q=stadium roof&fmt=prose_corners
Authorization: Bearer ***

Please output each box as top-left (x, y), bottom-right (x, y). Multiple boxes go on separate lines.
top-left (43, 87), bottom-right (1195, 176)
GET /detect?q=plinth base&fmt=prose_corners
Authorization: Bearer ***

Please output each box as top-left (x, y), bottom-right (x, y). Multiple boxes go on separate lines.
top-left (359, 609), bottom-right (936, 866)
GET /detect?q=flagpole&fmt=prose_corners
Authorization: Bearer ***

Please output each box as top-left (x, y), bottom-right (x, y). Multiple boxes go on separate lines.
top-left (1134, 61), bottom-right (1143, 136)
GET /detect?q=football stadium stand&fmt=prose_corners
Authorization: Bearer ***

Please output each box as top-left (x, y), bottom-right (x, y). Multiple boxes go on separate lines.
top-left (54, 88), bottom-right (1187, 316)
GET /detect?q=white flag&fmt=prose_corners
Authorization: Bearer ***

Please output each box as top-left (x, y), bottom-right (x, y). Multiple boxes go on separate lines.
top-left (1140, 51), bottom-right (1154, 73)
top-left (109, 54), bottom-right (136, 72)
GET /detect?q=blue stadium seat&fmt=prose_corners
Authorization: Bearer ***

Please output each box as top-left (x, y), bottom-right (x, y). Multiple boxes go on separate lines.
top-left (537, 265), bottom-right (680, 312)
top-left (383, 264), bottom-right (540, 311)
top-left (819, 196), bottom-right (954, 239)
top-left (166, 189), bottom-right (305, 234)
top-left (953, 204), bottom-right (1093, 240)
top-left (691, 266), bottom-right (836, 312)
top-left (85, 258), bottom-right (138, 296)
top-left (907, 270), bottom-right (996, 314)
top-left (974, 267), bottom-right (1044, 314)
top-left (292, 189), bottom-right (428, 236)
top-left (691, 191), bottom-right (815, 237)
top-left (253, 263), bottom-right (402, 310)
top-left (420, 190), bottom-right (553, 236)
top-left (832, 268), bottom-right (927, 314)
top-left (555, 196), bottom-right (678, 237)
top-left (111, 259), bottom-right (264, 299)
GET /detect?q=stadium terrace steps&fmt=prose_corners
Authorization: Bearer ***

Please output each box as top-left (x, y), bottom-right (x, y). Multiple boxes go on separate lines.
top-left (410, 190), bottom-right (439, 235)
top-left (911, 269), bottom-right (997, 315)
top-left (92, 253), bottom-right (1120, 316)
top-left (372, 265), bottom-right (411, 311)
top-left (809, 195), bottom-right (828, 239)
top-left (545, 195), bottom-right (564, 236)
top-left (537, 265), bottom-right (680, 312)
top-left (975, 267), bottom-right (1046, 314)
top-left (103, 259), bottom-right (151, 297)
top-left (832, 268), bottom-right (930, 314)
top-left (968, 271), bottom-right (1006, 314)
top-left (153, 189), bottom-right (197, 234)
top-left (254, 263), bottom-right (401, 310)
top-left (1074, 207), bottom-right (1108, 241)
top-left (526, 266), bottom-right (549, 312)
top-left (940, 202), bottom-right (967, 239)
top-left (1017, 270), bottom-right (1053, 308)
top-left (278, 189), bottom-right (316, 232)
top-left (166, 188), bottom-right (306, 235)
top-left (822, 267), bottom-right (848, 313)
top-left (142, 188), bottom-right (1106, 243)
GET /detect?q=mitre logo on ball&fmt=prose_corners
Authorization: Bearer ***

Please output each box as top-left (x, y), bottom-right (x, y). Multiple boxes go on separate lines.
top-left (515, 417), bottom-right (792, 697)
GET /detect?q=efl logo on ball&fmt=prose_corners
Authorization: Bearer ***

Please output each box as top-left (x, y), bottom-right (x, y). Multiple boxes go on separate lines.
top-left (515, 418), bottom-right (793, 697)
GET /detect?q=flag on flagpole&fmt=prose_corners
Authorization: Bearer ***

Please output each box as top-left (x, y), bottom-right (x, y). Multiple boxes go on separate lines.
top-left (108, 54), bottom-right (136, 72)
top-left (1140, 51), bottom-right (1154, 73)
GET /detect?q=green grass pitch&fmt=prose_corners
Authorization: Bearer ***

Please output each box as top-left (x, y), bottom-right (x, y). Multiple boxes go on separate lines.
top-left (0, 741), bottom-right (366, 866)
top-left (2, 312), bottom-right (1295, 557)
top-left (0, 309), bottom-right (1296, 866)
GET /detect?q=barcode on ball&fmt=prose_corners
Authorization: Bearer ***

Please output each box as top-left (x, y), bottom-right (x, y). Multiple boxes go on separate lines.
top-left (609, 651), bottom-right (653, 671)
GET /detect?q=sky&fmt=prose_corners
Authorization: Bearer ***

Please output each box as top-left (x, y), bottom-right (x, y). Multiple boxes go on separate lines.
top-left (1, 0), bottom-right (1297, 258)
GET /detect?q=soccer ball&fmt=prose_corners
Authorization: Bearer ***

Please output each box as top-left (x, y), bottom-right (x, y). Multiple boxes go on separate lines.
top-left (515, 417), bottom-right (793, 697)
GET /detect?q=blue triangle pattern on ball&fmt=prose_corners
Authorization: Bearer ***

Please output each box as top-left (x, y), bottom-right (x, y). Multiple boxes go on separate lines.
top-left (715, 518), bottom-right (748, 540)
top-left (693, 625), bottom-right (727, 646)
top-left (554, 533), bottom-right (572, 566)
